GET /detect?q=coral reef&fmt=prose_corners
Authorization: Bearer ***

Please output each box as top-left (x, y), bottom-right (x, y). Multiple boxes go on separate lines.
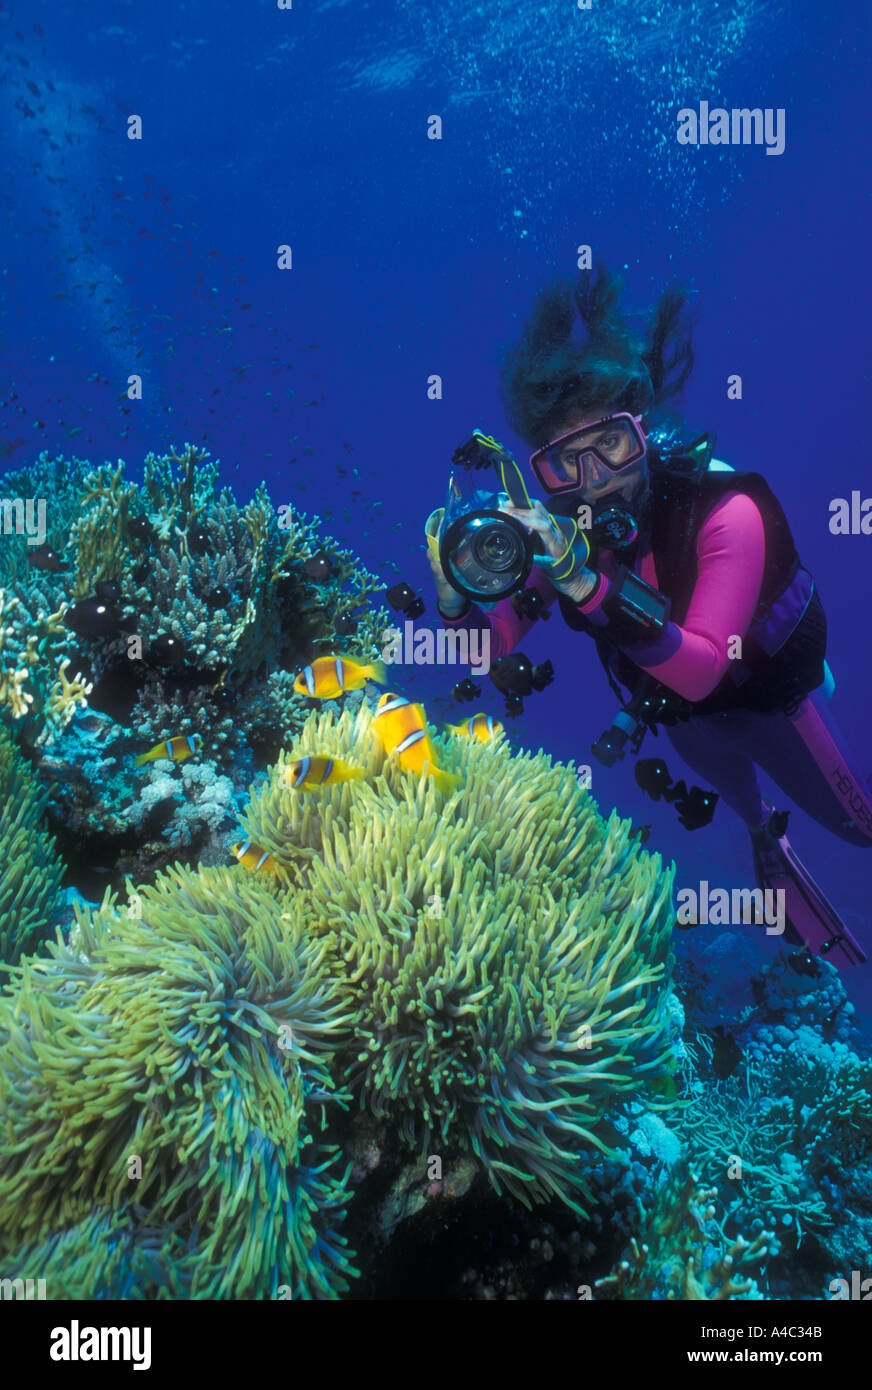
top-left (595, 1168), bottom-right (776, 1300)
top-left (670, 951), bottom-right (872, 1253)
top-left (0, 445), bottom-right (389, 890)
top-left (0, 725), bottom-right (64, 965)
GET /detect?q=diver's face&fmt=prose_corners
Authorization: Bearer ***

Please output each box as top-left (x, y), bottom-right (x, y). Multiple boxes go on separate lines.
top-left (552, 409), bottom-right (649, 505)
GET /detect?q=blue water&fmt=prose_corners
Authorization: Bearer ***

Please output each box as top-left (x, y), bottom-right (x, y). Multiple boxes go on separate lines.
top-left (1, 0), bottom-right (870, 1014)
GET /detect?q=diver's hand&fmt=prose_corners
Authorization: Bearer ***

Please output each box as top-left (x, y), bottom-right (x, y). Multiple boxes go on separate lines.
top-left (500, 498), bottom-right (599, 603)
top-left (425, 542), bottom-right (467, 617)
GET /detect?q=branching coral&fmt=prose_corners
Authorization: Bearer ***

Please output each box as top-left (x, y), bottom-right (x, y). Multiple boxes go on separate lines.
top-left (596, 1168), bottom-right (776, 1300)
top-left (671, 1046), bottom-right (872, 1243)
top-left (0, 726), bottom-right (64, 965)
top-left (125, 445), bottom-right (388, 764)
top-left (0, 445), bottom-right (388, 761)
top-left (0, 445), bottom-right (391, 888)
top-left (71, 463), bottom-right (137, 598)
top-left (239, 701), bottom-right (678, 1215)
top-left (0, 865), bottom-right (358, 1299)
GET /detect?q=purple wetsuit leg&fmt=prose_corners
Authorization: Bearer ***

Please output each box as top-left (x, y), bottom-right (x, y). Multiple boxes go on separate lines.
top-left (665, 691), bottom-right (872, 846)
top-left (664, 716), bottom-right (767, 827)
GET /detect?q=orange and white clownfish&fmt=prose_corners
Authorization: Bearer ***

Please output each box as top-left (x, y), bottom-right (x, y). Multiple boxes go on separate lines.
top-left (231, 840), bottom-right (277, 874)
top-left (445, 713), bottom-right (503, 743)
top-left (293, 654), bottom-right (386, 700)
top-left (285, 755), bottom-right (364, 791)
top-left (371, 693), bottom-right (460, 794)
top-left (135, 733), bottom-right (204, 768)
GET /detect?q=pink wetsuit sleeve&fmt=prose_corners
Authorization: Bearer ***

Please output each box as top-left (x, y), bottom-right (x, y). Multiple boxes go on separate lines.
top-left (438, 567), bottom-right (561, 660)
top-left (588, 491), bottom-right (766, 702)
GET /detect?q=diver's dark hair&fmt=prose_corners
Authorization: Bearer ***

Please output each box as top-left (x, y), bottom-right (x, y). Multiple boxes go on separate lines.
top-left (500, 261), bottom-right (696, 447)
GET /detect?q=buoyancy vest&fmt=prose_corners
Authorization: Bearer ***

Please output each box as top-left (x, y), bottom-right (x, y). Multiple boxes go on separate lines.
top-left (557, 435), bottom-right (827, 716)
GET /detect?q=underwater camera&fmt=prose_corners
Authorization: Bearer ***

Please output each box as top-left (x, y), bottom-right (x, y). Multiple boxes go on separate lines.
top-left (431, 431), bottom-right (542, 603)
top-left (590, 676), bottom-right (718, 831)
top-left (590, 676), bottom-right (677, 767)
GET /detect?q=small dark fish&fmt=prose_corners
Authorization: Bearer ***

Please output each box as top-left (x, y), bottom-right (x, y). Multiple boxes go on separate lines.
top-left (187, 525), bottom-right (211, 556)
top-left (65, 598), bottom-right (129, 639)
top-left (334, 613), bottom-right (357, 637)
top-left (132, 561), bottom-right (150, 584)
top-left (489, 653), bottom-right (535, 697)
top-left (304, 550), bottom-right (333, 582)
top-left (204, 585), bottom-right (232, 610)
top-left (452, 678), bottom-right (481, 704)
top-left (27, 544), bottom-right (66, 573)
top-left (386, 581), bottom-right (424, 618)
top-left (710, 1026), bottom-right (742, 1080)
top-left (148, 634), bottom-right (188, 667)
top-left (630, 824), bottom-right (652, 845)
top-left (127, 515), bottom-right (155, 544)
top-left (635, 759), bottom-right (673, 801)
top-left (94, 579), bottom-right (121, 603)
top-left (788, 948), bottom-right (822, 979)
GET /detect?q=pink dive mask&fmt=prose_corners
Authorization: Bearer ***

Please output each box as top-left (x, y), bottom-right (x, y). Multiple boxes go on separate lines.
top-left (530, 413), bottom-right (647, 495)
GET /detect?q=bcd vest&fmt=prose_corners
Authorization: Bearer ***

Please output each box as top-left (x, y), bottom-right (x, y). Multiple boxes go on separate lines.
top-left (557, 437), bottom-right (827, 717)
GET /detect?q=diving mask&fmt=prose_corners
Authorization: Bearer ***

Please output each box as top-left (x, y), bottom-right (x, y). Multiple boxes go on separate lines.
top-left (530, 413), bottom-right (647, 495)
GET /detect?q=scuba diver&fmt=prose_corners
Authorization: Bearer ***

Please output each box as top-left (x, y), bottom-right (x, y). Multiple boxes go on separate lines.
top-left (426, 263), bottom-right (872, 967)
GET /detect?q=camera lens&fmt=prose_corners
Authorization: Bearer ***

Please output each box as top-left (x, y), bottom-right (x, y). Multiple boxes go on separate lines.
top-left (441, 507), bottom-right (533, 601)
top-left (472, 522), bottom-right (522, 572)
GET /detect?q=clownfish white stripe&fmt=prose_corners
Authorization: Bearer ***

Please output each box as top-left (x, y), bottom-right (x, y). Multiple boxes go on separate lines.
top-left (236, 841), bottom-right (251, 858)
top-left (303, 665), bottom-right (315, 696)
top-left (320, 759), bottom-right (333, 783)
top-left (377, 695), bottom-right (409, 717)
top-left (335, 658), bottom-right (344, 689)
top-left (395, 728), bottom-right (426, 755)
top-left (293, 756), bottom-right (311, 787)
top-left (255, 851), bottom-right (270, 871)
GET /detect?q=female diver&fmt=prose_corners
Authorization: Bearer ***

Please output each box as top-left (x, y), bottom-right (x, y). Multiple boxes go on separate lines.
top-left (427, 264), bottom-right (872, 967)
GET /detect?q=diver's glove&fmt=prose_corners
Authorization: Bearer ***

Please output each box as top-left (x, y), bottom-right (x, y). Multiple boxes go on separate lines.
top-left (424, 506), bottom-right (469, 618)
top-left (499, 499), bottom-right (599, 604)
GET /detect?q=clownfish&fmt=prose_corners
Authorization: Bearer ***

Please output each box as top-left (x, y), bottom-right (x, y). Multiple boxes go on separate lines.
top-left (135, 733), bottom-right (203, 768)
top-left (285, 755), bottom-right (364, 791)
top-left (371, 694), bottom-right (460, 794)
top-left (293, 653), bottom-right (386, 700)
top-left (445, 713), bottom-right (503, 743)
top-left (231, 840), bottom-right (277, 874)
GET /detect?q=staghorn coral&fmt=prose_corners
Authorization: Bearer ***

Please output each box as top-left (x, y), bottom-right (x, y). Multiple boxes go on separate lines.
top-left (239, 700), bottom-right (678, 1214)
top-left (596, 1168), bottom-right (776, 1300)
top-left (0, 725), bottom-right (64, 965)
top-left (671, 1042), bottom-right (872, 1244)
top-left (0, 865), bottom-right (358, 1299)
top-left (124, 443), bottom-right (388, 763)
top-left (0, 444), bottom-right (390, 888)
top-left (0, 445), bottom-right (388, 761)
top-left (71, 463), bottom-right (138, 598)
